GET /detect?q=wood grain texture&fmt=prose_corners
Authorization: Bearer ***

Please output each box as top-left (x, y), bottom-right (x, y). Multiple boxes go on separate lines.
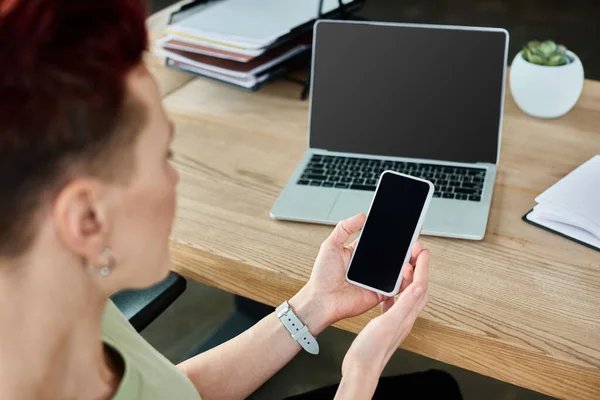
top-left (147, 5), bottom-right (600, 399)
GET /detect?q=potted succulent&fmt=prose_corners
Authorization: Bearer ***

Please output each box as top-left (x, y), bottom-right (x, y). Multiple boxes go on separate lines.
top-left (509, 40), bottom-right (584, 118)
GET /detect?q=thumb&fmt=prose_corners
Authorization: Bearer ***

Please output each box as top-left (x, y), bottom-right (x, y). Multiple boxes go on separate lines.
top-left (386, 282), bottom-right (427, 323)
top-left (326, 213), bottom-right (366, 247)
top-left (391, 249), bottom-right (430, 319)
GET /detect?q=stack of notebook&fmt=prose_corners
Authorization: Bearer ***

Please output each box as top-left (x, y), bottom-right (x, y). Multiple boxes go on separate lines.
top-left (523, 155), bottom-right (600, 251)
top-left (157, 0), bottom-right (362, 90)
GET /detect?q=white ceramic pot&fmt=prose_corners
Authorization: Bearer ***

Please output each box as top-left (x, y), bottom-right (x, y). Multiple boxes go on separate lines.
top-left (509, 50), bottom-right (584, 118)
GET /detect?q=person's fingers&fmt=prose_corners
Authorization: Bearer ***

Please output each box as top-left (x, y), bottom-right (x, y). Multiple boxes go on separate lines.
top-left (385, 250), bottom-right (430, 321)
top-left (412, 249), bottom-right (430, 286)
top-left (343, 238), bottom-right (360, 270)
top-left (381, 285), bottom-right (422, 328)
top-left (409, 242), bottom-right (423, 266)
top-left (387, 280), bottom-right (428, 324)
top-left (381, 296), bottom-right (395, 313)
top-left (326, 213), bottom-right (366, 247)
top-left (399, 263), bottom-right (414, 292)
top-left (346, 238), bottom-right (359, 252)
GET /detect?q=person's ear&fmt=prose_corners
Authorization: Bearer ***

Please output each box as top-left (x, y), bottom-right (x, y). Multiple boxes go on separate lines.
top-left (53, 178), bottom-right (110, 262)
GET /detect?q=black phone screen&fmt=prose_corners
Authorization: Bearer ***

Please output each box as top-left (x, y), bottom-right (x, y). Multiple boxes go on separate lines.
top-left (347, 173), bottom-right (432, 293)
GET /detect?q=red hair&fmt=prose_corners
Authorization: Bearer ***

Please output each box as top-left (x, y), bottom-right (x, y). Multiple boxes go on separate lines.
top-left (0, 0), bottom-right (149, 257)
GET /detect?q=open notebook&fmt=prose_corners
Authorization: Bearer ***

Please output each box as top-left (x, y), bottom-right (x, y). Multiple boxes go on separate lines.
top-left (523, 155), bottom-right (600, 251)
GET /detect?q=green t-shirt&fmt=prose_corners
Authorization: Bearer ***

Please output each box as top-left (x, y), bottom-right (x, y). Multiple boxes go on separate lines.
top-left (102, 300), bottom-right (201, 400)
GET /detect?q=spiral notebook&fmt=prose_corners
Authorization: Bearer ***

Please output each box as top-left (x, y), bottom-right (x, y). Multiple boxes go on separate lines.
top-left (523, 155), bottom-right (600, 252)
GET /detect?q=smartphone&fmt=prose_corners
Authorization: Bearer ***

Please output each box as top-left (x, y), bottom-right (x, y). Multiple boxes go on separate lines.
top-left (345, 171), bottom-right (434, 296)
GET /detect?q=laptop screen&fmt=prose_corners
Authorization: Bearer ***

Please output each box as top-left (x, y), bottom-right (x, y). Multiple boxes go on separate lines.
top-left (308, 21), bottom-right (507, 164)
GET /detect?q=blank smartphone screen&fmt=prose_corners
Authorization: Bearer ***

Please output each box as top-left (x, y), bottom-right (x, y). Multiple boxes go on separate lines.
top-left (347, 173), bottom-right (431, 293)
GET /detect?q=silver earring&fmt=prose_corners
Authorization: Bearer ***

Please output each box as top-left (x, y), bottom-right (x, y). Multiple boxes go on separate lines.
top-left (87, 248), bottom-right (116, 277)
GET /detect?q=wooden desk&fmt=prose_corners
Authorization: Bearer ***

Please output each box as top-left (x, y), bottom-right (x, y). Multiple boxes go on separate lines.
top-left (147, 8), bottom-right (600, 399)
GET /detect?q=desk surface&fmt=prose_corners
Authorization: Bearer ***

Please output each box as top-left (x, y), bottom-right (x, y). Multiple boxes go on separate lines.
top-left (148, 7), bottom-right (600, 399)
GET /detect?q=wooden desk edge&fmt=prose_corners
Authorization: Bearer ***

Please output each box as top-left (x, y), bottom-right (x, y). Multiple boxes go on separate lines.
top-left (170, 242), bottom-right (600, 400)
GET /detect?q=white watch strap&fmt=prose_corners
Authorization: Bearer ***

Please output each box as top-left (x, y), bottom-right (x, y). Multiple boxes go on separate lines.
top-left (276, 301), bottom-right (319, 355)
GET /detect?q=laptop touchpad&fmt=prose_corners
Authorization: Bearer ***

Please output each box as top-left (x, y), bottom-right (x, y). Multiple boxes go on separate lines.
top-left (328, 191), bottom-right (374, 222)
top-left (272, 186), bottom-right (341, 222)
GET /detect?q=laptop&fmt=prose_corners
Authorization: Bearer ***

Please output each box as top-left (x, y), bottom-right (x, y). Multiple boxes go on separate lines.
top-left (270, 20), bottom-right (509, 240)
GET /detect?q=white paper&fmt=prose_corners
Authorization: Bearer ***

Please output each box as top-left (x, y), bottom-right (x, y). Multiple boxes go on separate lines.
top-left (527, 210), bottom-right (600, 249)
top-left (162, 44), bottom-right (308, 79)
top-left (535, 155), bottom-right (600, 230)
top-left (157, 35), bottom-right (264, 58)
top-left (528, 155), bottom-right (600, 248)
top-left (167, 0), bottom-right (356, 49)
top-left (167, 59), bottom-right (271, 89)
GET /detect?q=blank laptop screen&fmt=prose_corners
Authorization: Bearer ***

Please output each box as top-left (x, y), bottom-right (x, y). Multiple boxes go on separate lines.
top-left (309, 22), bottom-right (507, 164)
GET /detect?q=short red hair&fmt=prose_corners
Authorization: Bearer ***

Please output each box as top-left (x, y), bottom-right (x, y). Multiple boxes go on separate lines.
top-left (0, 0), bottom-right (149, 257)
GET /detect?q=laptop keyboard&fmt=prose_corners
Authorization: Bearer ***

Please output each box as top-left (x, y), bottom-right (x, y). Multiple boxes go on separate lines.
top-left (297, 155), bottom-right (486, 201)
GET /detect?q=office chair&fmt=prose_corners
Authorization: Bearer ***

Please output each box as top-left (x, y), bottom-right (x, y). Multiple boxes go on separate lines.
top-left (111, 271), bottom-right (187, 332)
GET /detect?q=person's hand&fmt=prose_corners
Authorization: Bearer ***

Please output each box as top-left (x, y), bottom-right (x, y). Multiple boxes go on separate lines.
top-left (341, 246), bottom-right (429, 379)
top-left (289, 213), bottom-right (424, 334)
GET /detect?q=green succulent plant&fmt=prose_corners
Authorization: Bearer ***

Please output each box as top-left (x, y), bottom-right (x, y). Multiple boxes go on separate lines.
top-left (522, 40), bottom-right (570, 66)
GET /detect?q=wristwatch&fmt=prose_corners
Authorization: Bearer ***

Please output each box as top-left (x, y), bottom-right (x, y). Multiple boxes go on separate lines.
top-left (276, 301), bottom-right (319, 355)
